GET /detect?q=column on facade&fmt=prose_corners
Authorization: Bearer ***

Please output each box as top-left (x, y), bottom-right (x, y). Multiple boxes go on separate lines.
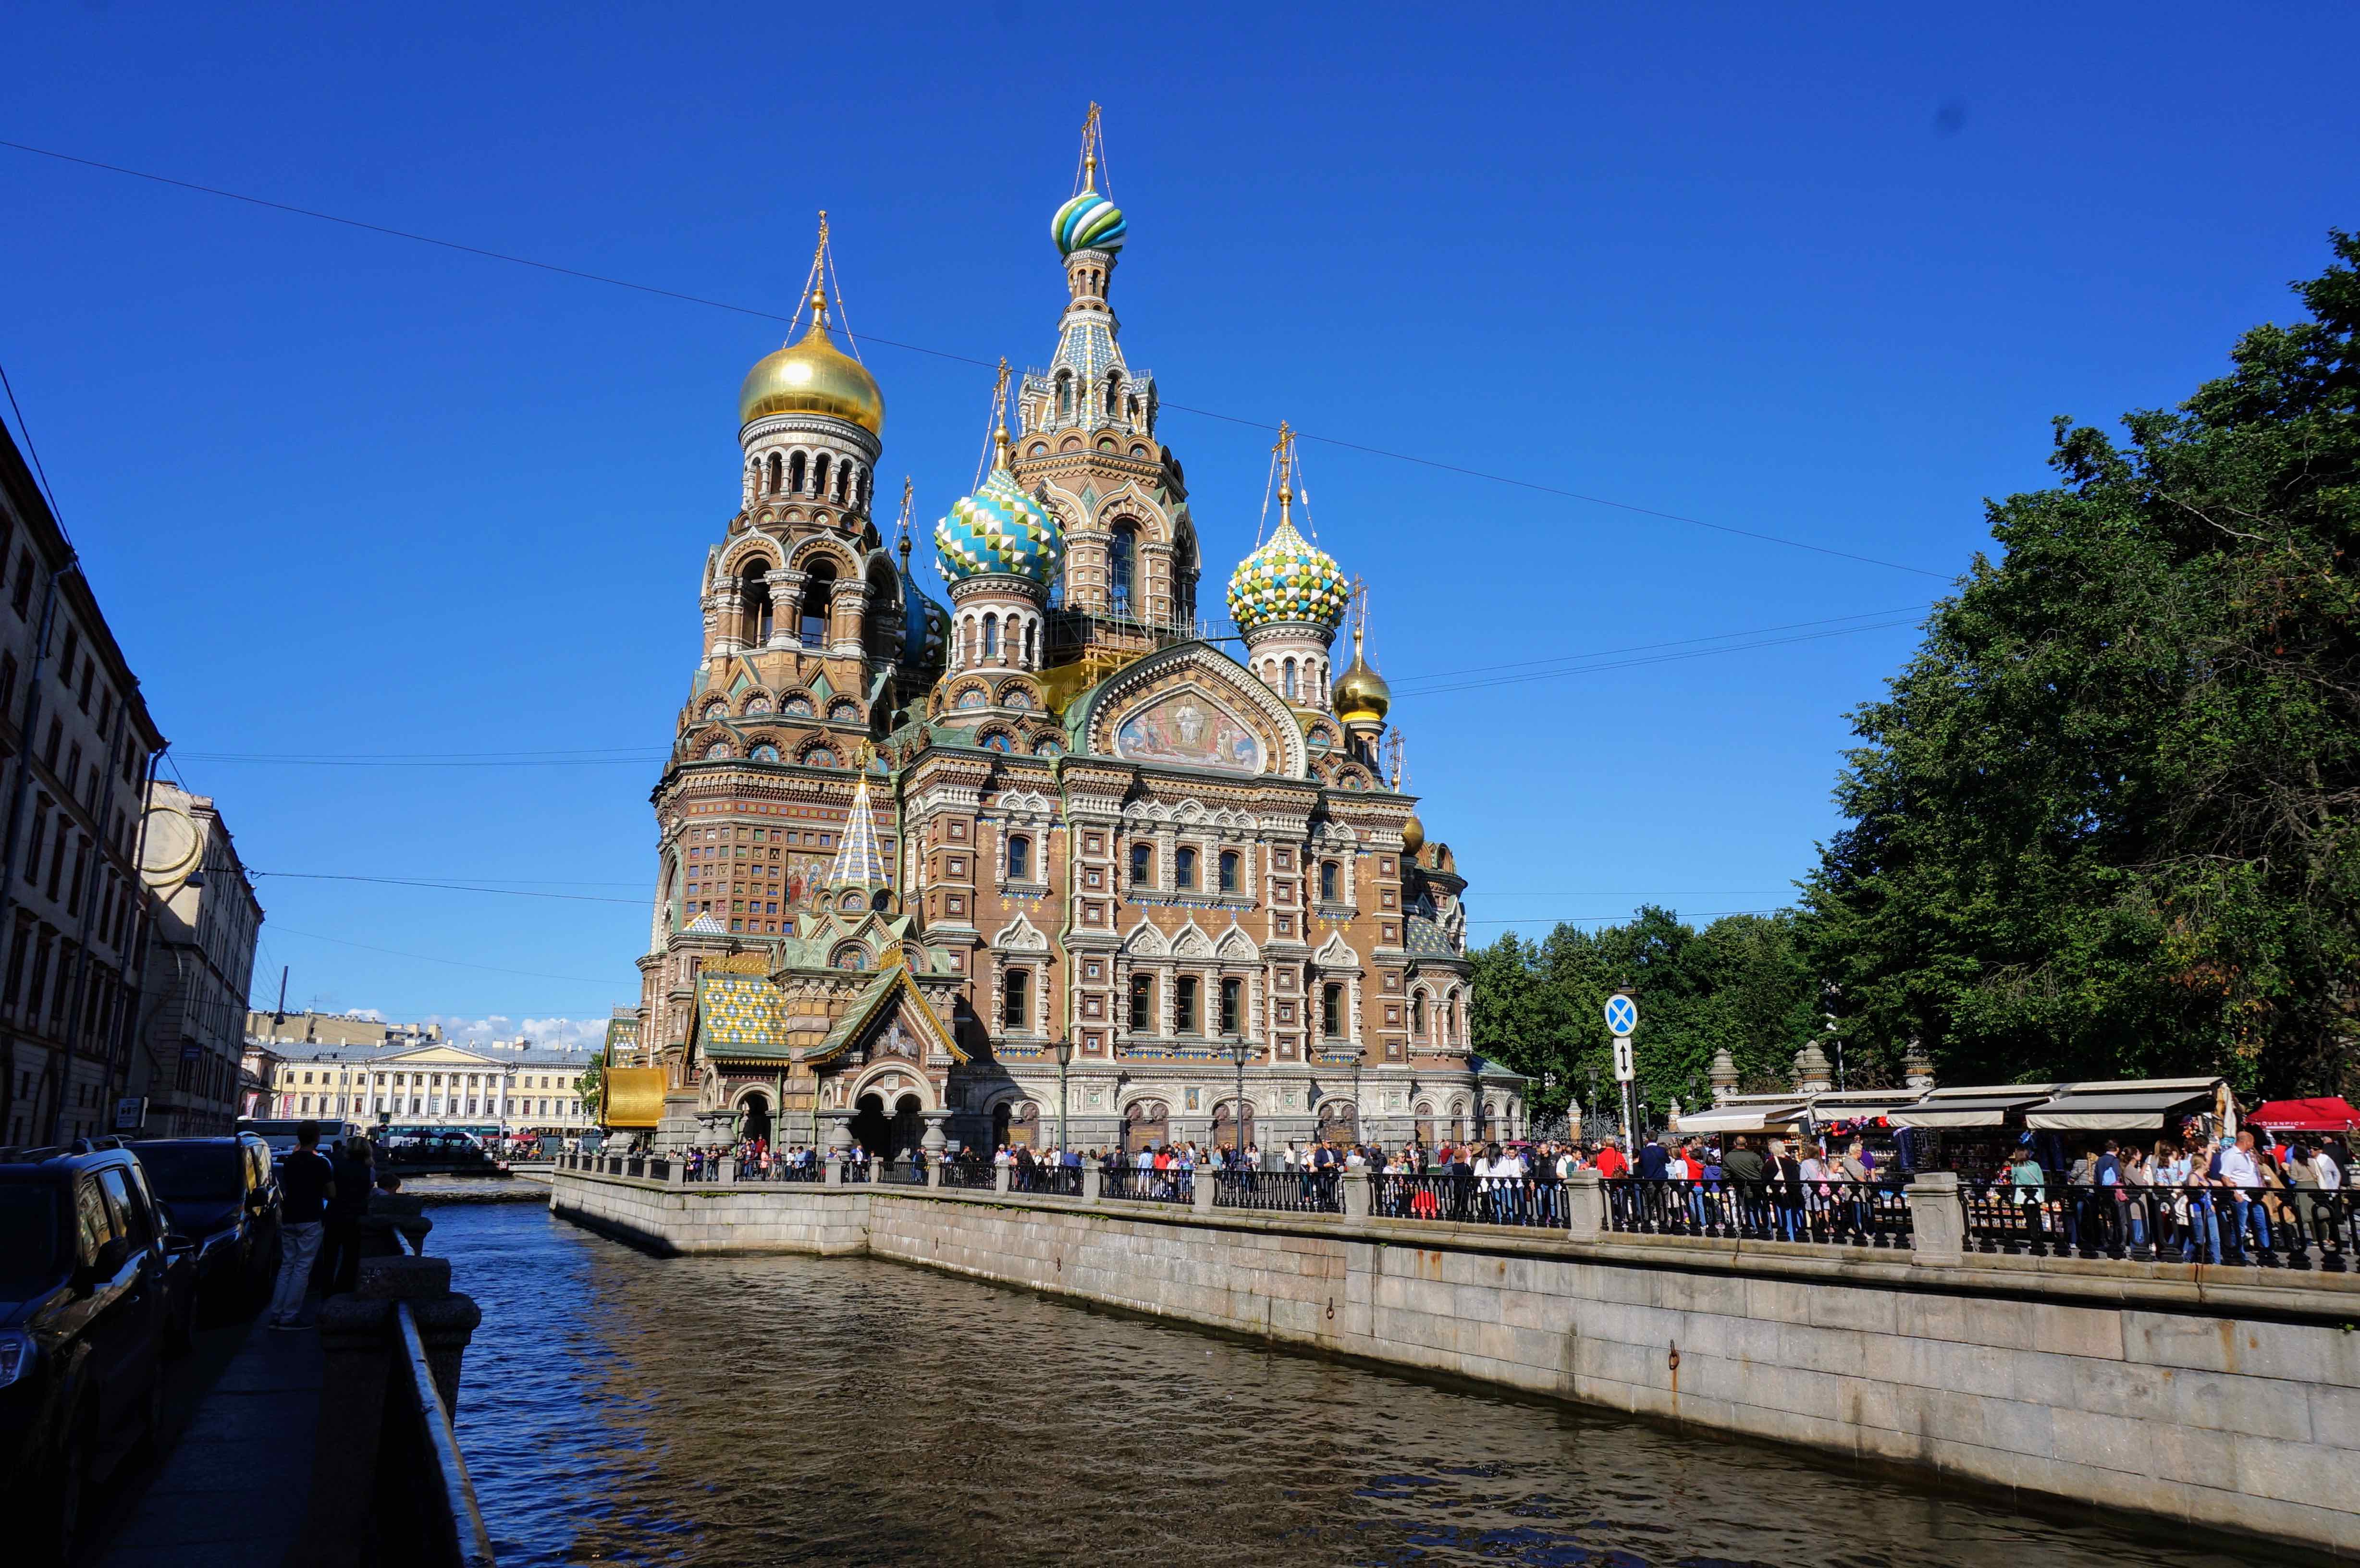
top-left (767, 568), bottom-right (805, 650)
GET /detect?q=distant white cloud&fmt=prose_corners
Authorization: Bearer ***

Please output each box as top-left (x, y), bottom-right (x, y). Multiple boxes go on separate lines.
top-left (422, 1013), bottom-right (606, 1054)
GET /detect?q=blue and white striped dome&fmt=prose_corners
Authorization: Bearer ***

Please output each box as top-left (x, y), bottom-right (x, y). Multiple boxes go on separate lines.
top-left (936, 467), bottom-right (1065, 586)
top-left (1052, 188), bottom-right (1127, 257)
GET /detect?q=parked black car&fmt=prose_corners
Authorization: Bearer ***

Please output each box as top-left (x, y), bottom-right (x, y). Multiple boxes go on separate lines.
top-left (128, 1134), bottom-right (281, 1322)
top-left (0, 1140), bottom-right (176, 1560)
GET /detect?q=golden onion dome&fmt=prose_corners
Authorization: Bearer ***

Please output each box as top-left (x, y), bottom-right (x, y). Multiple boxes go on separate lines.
top-left (1400, 815), bottom-right (1426, 857)
top-left (738, 302), bottom-right (884, 436)
top-left (1333, 624), bottom-right (1391, 724)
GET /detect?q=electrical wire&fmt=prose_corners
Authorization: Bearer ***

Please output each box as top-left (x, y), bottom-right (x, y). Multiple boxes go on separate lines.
top-left (0, 354), bottom-right (68, 538)
top-left (1388, 605), bottom-right (1931, 689)
top-left (252, 870), bottom-right (644, 905)
top-left (264, 922), bottom-right (629, 988)
top-left (0, 136), bottom-right (1952, 581)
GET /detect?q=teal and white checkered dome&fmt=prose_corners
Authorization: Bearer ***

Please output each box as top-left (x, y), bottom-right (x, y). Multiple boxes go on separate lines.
top-left (935, 467), bottom-right (1066, 587)
top-left (1227, 516), bottom-right (1348, 633)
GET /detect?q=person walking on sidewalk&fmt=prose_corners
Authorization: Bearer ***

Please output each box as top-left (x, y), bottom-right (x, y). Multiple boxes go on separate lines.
top-left (268, 1120), bottom-right (336, 1329)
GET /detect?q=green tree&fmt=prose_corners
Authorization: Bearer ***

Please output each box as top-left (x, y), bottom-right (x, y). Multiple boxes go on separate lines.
top-left (577, 1055), bottom-right (604, 1121)
top-left (1800, 232), bottom-right (2360, 1098)
top-left (1472, 907), bottom-right (1821, 1121)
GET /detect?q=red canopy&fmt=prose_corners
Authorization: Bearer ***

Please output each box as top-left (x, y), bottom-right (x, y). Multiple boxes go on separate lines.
top-left (2250, 1097), bottom-right (2360, 1133)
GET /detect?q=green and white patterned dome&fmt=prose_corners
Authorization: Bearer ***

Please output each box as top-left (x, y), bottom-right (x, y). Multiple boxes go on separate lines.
top-left (1228, 515), bottom-right (1348, 633)
top-left (936, 466), bottom-right (1065, 586)
top-left (1052, 186), bottom-right (1127, 257)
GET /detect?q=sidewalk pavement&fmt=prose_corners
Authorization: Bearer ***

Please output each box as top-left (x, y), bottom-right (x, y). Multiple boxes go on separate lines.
top-left (91, 1317), bottom-right (320, 1568)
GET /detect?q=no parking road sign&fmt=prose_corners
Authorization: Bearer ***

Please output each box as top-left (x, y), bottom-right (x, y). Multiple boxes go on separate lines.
top-left (1603, 993), bottom-right (1638, 1037)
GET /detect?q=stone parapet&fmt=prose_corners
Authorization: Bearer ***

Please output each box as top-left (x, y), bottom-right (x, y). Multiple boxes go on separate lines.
top-left (545, 1166), bottom-right (2360, 1556)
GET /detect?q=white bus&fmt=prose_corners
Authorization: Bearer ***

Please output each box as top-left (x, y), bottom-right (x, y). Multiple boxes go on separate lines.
top-left (236, 1117), bottom-right (362, 1159)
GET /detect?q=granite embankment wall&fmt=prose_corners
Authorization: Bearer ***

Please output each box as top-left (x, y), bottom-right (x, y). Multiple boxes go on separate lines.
top-left (548, 1169), bottom-right (2360, 1556)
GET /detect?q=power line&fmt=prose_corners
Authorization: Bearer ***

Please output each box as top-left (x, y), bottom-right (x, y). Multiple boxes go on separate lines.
top-left (0, 354), bottom-right (68, 537)
top-left (264, 922), bottom-right (629, 987)
top-left (0, 136), bottom-right (1952, 581)
top-left (1394, 616), bottom-right (1923, 698)
top-left (1389, 605), bottom-right (1930, 689)
top-left (253, 870), bottom-right (644, 905)
top-left (1465, 906), bottom-right (1791, 926)
top-left (178, 747), bottom-right (664, 768)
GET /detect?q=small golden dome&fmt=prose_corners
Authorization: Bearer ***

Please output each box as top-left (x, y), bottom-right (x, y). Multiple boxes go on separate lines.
top-left (1333, 625), bottom-right (1390, 723)
top-left (1400, 815), bottom-right (1425, 857)
top-left (738, 309), bottom-right (884, 436)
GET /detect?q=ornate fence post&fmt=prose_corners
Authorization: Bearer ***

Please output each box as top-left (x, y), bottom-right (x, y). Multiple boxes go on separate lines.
top-left (664, 1159), bottom-right (685, 1188)
top-left (1342, 1168), bottom-right (1371, 1222)
top-left (1192, 1166), bottom-right (1218, 1215)
top-left (716, 1157), bottom-right (737, 1185)
top-left (824, 1157), bottom-right (844, 1187)
top-left (995, 1163), bottom-right (1013, 1195)
top-left (1565, 1168), bottom-right (1607, 1240)
top-left (1906, 1172), bottom-right (1964, 1265)
top-left (1082, 1166), bottom-right (1103, 1202)
top-left (927, 1159), bottom-right (945, 1188)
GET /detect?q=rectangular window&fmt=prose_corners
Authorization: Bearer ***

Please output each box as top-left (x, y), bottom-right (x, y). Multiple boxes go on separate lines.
top-left (43, 718), bottom-right (61, 771)
top-left (1323, 984), bottom-right (1343, 1037)
top-left (1129, 974), bottom-right (1153, 1032)
top-left (1003, 968), bottom-right (1029, 1030)
top-left (60, 628), bottom-right (78, 685)
top-left (1007, 836), bottom-right (1030, 880)
top-left (11, 553), bottom-right (32, 618)
top-left (1174, 846), bottom-right (1197, 890)
top-left (75, 660), bottom-right (91, 714)
top-left (1217, 851), bottom-right (1240, 894)
top-left (1175, 975), bottom-right (1199, 1035)
top-left (1129, 843), bottom-right (1152, 886)
top-left (1, 915), bottom-right (28, 1006)
top-left (1218, 977), bottom-right (1241, 1035)
top-left (24, 809), bottom-right (43, 885)
top-left (1319, 861), bottom-right (1340, 902)
top-left (0, 652), bottom-right (15, 715)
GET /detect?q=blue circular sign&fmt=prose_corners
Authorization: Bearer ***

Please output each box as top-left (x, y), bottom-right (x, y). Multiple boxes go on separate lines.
top-left (1603, 994), bottom-right (1638, 1035)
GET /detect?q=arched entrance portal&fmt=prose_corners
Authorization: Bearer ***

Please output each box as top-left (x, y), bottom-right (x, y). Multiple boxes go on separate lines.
top-left (850, 1093), bottom-right (891, 1157)
top-left (740, 1091), bottom-right (773, 1145)
top-left (1414, 1102), bottom-right (1436, 1150)
top-left (1122, 1099), bottom-right (1169, 1153)
top-left (1209, 1100), bottom-right (1254, 1154)
top-left (891, 1094), bottom-right (923, 1159)
top-left (991, 1100), bottom-right (1039, 1149)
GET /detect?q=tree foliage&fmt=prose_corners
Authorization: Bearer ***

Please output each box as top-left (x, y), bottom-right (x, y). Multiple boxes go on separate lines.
top-left (1471, 909), bottom-right (1821, 1120)
top-left (1798, 232), bottom-right (2360, 1098)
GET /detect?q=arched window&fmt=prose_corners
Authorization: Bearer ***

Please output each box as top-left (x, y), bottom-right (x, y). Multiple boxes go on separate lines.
top-left (1411, 993), bottom-right (1426, 1039)
top-left (800, 560), bottom-right (836, 647)
top-left (1007, 835), bottom-right (1031, 881)
top-left (788, 451), bottom-right (807, 494)
top-left (961, 618), bottom-right (976, 667)
top-left (831, 944), bottom-right (868, 971)
top-left (834, 461), bottom-right (850, 503)
top-left (1322, 983), bottom-right (1343, 1037)
top-left (741, 563), bottom-right (774, 646)
top-left (1129, 974), bottom-right (1154, 1032)
top-left (1174, 846), bottom-right (1197, 890)
top-left (1217, 850), bottom-right (1240, 894)
top-left (1105, 371), bottom-right (1121, 417)
top-left (1004, 968), bottom-right (1030, 1030)
top-left (1129, 842), bottom-right (1153, 886)
top-left (1109, 524), bottom-right (1137, 613)
top-left (1022, 619), bottom-right (1036, 666)
top-left (1218, 976), bottom-right (1241, 1035)
top-left (766, 452), bottom-right (783, 494)
top-left (1320, 860), bottom-right (1340, 903)
top-left (982, 613), bottom-right (999, 661)
top-left (813, 453), bottom-right (831, 500)
top-left (1055, 370), bottom-right (1073, 422)
top-left (1283, 658), bottom-right (1298, 700)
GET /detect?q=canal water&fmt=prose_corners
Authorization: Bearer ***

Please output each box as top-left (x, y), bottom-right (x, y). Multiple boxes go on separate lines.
top-left (429, 1195), bottom-right (2251, 1568)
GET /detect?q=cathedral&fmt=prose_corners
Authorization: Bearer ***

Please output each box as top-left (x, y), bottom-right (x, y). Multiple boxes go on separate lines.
top-left (608, 114), bottom-right (1525, 1158)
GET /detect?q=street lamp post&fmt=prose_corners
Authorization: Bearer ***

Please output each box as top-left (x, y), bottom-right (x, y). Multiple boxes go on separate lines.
top-left (1225, 1034), bottom-right (1249, 1166)
top-left (1053, 1037), bottom-right (1075, 1154)
top-left (1352, 1043), bottom-right (1366, 1148)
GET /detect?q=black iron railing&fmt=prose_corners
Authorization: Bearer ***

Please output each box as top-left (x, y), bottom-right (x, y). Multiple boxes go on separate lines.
top-left (392, 1300), bottom-right (495, 1568)
top-left (1103, 1165), bottom-right (1193, 1203)
top-left (1216, 1169), bottom-right (1340, 1214)
top-left (733, 1157), bottom-right (824, 1183)
top-left (939, 1160), bottom-right (994, 1189)
top-left (1601, 1177), bottom-right (1914, 1248)
top-left (1961, 1182), bottom-right (2354, 1270)
top-left (1373, 1173), bottom-right (1571, 1229)
top-left (1016, 1164), bottom-right (1085, 1197)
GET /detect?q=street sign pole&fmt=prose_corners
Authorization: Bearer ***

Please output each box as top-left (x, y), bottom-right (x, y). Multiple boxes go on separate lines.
top-left (1604, 990), bottom-right (1639, 1154)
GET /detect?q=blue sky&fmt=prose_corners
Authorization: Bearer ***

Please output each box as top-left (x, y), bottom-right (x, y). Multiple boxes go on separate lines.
top-left (3, 2), bottom-right (2355, 1043)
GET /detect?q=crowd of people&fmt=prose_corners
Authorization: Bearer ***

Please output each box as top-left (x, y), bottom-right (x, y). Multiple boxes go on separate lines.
top-left (627, 1121), bottom-right (2357, 1263)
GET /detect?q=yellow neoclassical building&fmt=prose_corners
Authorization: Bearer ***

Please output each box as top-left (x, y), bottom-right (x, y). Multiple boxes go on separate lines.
top-left (260, 1038), bottom-right (597, 1136)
